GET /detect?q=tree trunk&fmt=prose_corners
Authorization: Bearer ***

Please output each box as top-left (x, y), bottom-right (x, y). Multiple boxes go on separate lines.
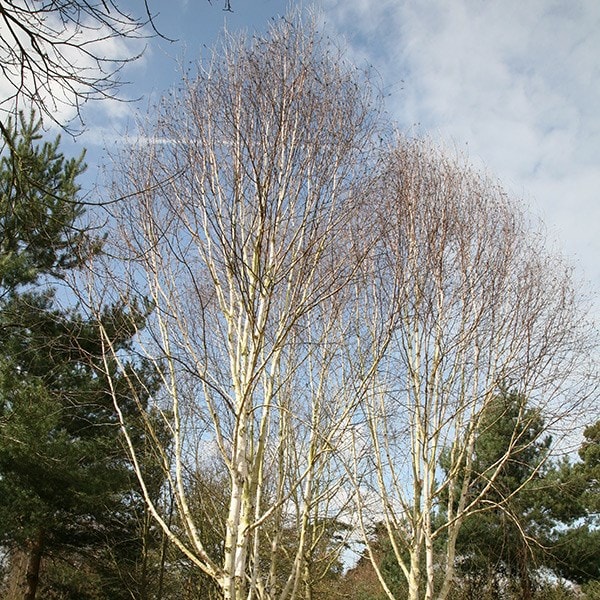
top-left (407, 548), bottom-right (420, 600)
top-left (519, 545), bottom-right (533, 600)
top-left (6, 531), bottom-right (44, 600)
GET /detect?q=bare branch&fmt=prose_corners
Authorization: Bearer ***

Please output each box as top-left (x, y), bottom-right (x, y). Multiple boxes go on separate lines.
top-left (0, 0), bottom-right (173, 130)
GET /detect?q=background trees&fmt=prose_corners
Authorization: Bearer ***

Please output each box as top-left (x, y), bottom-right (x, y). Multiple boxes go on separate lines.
top-left (0, 111), bottom-right (93, 288)
top-left (440, 392), bottom-right (553, 599)
top-left (545, 421), bottom-right (600, 588)
top-left (338, 408), bottom-right (600, 600)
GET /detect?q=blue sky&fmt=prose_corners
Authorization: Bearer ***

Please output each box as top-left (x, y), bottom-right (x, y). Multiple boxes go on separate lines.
top-left (70, 0), bottom-right (600, 311)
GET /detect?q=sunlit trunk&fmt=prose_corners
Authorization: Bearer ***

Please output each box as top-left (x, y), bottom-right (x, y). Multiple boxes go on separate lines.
top-left (407, 548), bottom-right (421, 600)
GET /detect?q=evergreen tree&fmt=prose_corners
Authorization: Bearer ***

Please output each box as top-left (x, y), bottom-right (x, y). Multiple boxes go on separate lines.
top-left (441, 392), bottom-right (552, 600)
top-left (0, 112), bottom-right (97, 292)
top-left (547, 421), bottom-right (600, 586)
top-left (441, 392), bottom-right (600, 598)
top-left (0, 113), bottom-right (165, 599)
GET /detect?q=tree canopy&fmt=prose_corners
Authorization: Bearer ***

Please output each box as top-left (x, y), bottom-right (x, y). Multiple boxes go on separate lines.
top-left (87, 14), bottom-right (597, 600)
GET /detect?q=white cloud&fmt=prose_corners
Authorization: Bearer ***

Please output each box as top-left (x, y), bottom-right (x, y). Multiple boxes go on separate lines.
top-left (322, 0), bottom-right (600, 299)
top-left (0, 10), bottom-right (147, 127)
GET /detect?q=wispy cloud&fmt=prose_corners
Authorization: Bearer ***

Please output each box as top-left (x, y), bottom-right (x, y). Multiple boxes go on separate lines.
top-left (323, 0), bottom-right (600, 292)
top-left (0, 11), bottom-right (148, 128)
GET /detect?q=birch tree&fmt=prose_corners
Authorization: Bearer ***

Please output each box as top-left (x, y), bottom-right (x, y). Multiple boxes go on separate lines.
top-left (350, 138), bottom-right (596, 600)
top-left (89, 15), bottom-right (381, 600)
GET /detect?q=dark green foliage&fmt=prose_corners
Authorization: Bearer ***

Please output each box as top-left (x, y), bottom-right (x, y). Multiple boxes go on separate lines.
top-left (551, 526), bottom-right (600, 585)
top-left (0, 112), bottom-right (100, 292)
top-left (577, 421), bottom-right (600, 515)
top-left (441, 390), bottom-right (600, 598)
top-left (0, 113), bottom-right (166, 599)
top-left (547, 421), bottom-right (600, 586)
top-left (0, 297), bottom-right (163, 598)
top-left (441, 391), bottom-right (552, 599)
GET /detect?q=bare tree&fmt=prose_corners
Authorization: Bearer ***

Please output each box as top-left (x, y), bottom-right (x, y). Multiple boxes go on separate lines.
top-left (87, 15), bottom-right (382, 600)
top-left (348, 137), bottom-right (597, 600)
top-left (78, 13), bottom-right (597, 600)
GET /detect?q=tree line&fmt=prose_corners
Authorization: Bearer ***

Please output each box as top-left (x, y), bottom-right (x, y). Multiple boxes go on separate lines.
top-left (0, 11), bottom-right (598, 600)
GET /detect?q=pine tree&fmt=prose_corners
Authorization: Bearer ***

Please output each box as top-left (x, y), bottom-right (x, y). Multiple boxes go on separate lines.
top-left (0, 113), bottom-right (164, 600)
top-left (547, 421), bottom-right (600, 586)
top-left (440, 391), bottom-right (552, 600)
